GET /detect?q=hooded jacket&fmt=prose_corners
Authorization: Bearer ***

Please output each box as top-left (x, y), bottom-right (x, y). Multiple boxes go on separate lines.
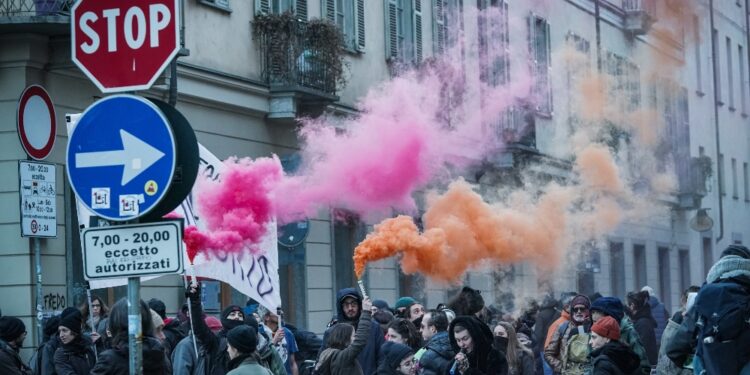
top-left (590, 341), bottom-right (641, 375)
top-left (320, 288), bottom-right (384, 375)
top-left (448, 316), bottom-right (508, 375)
top-left (316, 310), bottom-right (372, 375)
top-left (89, 337), bottom-right (170, 375)
top-left (53, 335), bottom-right (96, 375)
top-left (544, 298), bottom-right (591, 374)
top-left (417, 331), bottom-right (454, 375)
top-left (628, 304), bottom-right (657, 367)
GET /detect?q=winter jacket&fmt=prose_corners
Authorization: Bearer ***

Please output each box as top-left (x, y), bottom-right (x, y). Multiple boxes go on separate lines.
top-left (40, 336), bottom-right (61, 375)
top-left (535, 299), bottom-right (560, 353)
top-left (0, 338), bottom-right (31, 375)
top-left (320, 288), bottom-right (384, 375)
top-left (508, 349), bottom-right (535, 375)
top-left (647, 296), bottom-right (669, 348)
top-left (52, 336), bottom-right (96, 375)
top-left (544, 320), bottom-right (591, 374)
top-left (89, 337), bottom-right (171, 375)
top-left (227, 356), bottom-right (272, 375)
top-left (654, 319), bottom-right (692, 375)
top-left (590, 341), bottom-right (641, 375)
top-left (447, 316), bottom-right (509, 375)
top-left (628, 306), bottom-right (657, 367)
top-left (617, 317), bottom-right (651, 375)
top-left (417, 331), bottom-right (454, 375)
top-left (163, 318), bottom-right (186, 357)
top-left (545, 310), bottom-right (570, 349)
top-left (315, 310), bottom-right (372, 375)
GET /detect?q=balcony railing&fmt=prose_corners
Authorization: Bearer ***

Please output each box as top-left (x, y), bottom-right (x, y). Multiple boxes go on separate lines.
top-left (0, 0), bottom-right (72, 17)
top-left (495, 106), bottom-right (536, 148)
top-left (622, 0), bottom-right (656, 35)
top-left (256, 17), bottom-right (339, 96)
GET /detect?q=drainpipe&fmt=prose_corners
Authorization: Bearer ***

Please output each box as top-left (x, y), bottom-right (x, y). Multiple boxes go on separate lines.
top-left (168, 0), bottom-right (187, 106)
top-left (709, 0), bottom-right (724, 244)
top-left (595, 0), bottom-right (602, 72)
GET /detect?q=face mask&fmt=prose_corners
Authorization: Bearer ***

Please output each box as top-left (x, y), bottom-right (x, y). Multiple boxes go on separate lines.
top-left (494, 336), bottom-right (509, 352)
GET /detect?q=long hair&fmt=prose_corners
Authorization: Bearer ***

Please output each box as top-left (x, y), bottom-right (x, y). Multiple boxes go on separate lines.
top-left (386, 318), bottom-right (422, 350)
top-left (447, 287), bottom-right (485, 316)
top-left (325, 323), bottom-right (354, 350)
top-left (626, 291), bottom-right (649, 312)
top-left (496, 321), bottom-right (529, 373)
top-left (108, 298), bottom-right (154, 347)
top-left (81, 295), bottom-right (109, 322)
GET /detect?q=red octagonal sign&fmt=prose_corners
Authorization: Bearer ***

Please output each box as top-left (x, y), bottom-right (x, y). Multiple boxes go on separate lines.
top-left (71, 0), bottom-right (179, 93)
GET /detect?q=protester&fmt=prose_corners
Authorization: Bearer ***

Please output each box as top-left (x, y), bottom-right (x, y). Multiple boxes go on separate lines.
top-left (447, 287), bottom-right (485, 317)
top-left (394, 297), bottom-right (416, 319)
top-left (320, 288), bottom-right (383, 375)
top-left (0, 316), bottom-right (31, 374)
top-left (640, 286), bottom-right (669, 352)
top-left (448, 315), bottom-right (508, 375)
top-left (315, 298), bottom-right (373, 375)
top-left (590, 296), bottom-right (651, 374)
top-left (416, 310), bottom-right (453, 375)
top-left (261, 309), bottom-right (299, 375)
top-left (406, 302), bottom-right (425, 326)
top-left (544, 292), bottom-right (575, 349)
top-left (372, 300), bottom-right (392, 315)
top-left (89, 298), bottom-right (170, 374)
top-left (225, 325), bottom-right (268, 375)
top-left (544, 294), bottom-right (591, 375)
top-left (625, 291), bottom-right (658, 367)
top-left (669, 286), bottom-right (700, 325)
top-left (589, 316), bottom-right (640, 375)
top-left (53, 310), bottom-right (96, 375)
top-left (29, 314), bottom-right (59, 375)
top-left (148, 298), bottom-right (185, 353)
top-left (494, 322), bottom-right (534, 375)
top-left (81, 295), bottom-right (109, 333)
top-left (665, 245), bottom-right (750, 374)
top-left (375, 341), bottom-right (415, 375)
top-left (373, 309), bottom-right (395, 333)
top-left (386, 318), bottom-right (422, 351)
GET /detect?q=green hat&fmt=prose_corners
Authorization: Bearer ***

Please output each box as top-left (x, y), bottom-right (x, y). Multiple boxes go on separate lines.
top-left (394, 297), bottom-right (416, 310)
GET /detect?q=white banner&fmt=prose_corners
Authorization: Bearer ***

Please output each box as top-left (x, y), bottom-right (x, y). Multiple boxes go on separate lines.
top-left (67, 114), bottom-right (281, 310)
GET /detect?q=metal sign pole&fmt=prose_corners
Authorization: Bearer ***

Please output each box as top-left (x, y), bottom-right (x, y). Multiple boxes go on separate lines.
top-left (127, 276), bottom-right (142, 375)
top-left (33, 237), bottom-right (43, 346)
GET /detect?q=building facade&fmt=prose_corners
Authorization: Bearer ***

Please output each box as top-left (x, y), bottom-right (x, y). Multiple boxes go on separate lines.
top-left (1, 0), bottom-right (748, 359)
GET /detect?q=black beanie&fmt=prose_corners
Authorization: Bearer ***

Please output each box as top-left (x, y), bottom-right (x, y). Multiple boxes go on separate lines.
top-left (0, 317), bottom-right (26, 342)
top-left (148, 298), bottom-right (167, 319)
top-left (227, 325), bottom-right (258, 354)
top-left (381, 341), bottom-right (414, 369)
top-left (61, 307), bottom-right (79, 319)
top-left (721, 244), bottom-right (750, 260)
top-left (59, 310), bottom-right (83, 335)
top-left (44, 316), bottom-right (61, 338)
top-left (221, 305), bottom-right (245, 331)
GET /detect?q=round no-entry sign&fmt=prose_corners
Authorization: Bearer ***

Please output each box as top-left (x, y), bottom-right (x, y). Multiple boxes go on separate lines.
top-left (17, 85), bottom-right (56, 160)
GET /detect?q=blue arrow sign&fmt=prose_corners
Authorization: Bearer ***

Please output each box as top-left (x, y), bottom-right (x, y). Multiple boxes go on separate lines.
top-left (67, 95), bottom-right (176, 221)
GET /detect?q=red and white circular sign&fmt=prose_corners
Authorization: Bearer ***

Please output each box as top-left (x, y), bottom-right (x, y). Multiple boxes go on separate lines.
top-left (17, 85), bottom-right (56, 160)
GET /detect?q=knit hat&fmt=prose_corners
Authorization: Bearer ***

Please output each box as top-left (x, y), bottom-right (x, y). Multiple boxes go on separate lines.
top-left (0, 316), bottom-right (26, 342)
top-left (61, 307), bottom-right (79, 319)
top-left (373, 299), bottom-right (391, 312)
top-left (590, 297), bottom-right (625, 322)
top-left (221, 305), bottom-right (245, 331)
top-left (44, 316), bottom-right (61, 338)
top-left (59, 310), bottom-right (83, 335)
top-left (394, 297), bottom-right (416, 310)
top-left (150, 309), bottom-right (164, 329)
top-left (381, 341), bottom-right (414, 370)
top-left (205, 316), bottom-right (222, 332)
top-left (720, 244), bottom-right (750, 259)
top-left (569, 294), bottom-right (591, 313)
top-left (147, 298), bottom-right (167, 319)
top-left (227, 325), bottom-right (258, 354)
top-left (592, 316), bottom-right (620, 341)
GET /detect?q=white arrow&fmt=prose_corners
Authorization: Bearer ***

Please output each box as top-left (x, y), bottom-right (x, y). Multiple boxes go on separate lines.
top-left (75, 129), bottom-right (166, 186)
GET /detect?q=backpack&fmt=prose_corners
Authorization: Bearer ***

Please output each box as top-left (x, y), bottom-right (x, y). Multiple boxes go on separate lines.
top-left (694, 279), bottom-right (750, 375)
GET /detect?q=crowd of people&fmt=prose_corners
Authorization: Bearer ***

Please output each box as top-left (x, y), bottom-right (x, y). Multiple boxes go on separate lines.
top-left (0, 244), bottom-right (748, 375)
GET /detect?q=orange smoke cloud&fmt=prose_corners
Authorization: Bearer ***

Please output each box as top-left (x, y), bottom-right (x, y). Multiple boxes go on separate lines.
top-left (575, 145), bottom-right (624, 194)
top-left (354, 180), bottom-right (570, 283)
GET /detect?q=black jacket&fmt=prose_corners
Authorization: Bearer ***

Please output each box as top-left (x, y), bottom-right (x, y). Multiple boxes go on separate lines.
top-left (0, 339), bottom-right (31, 375)
top-left (89, 337), bottom-right (171, 375)
top-left (629, 305), bottom-right (658, 366)
top-left (447, 316), bottom-right (508, 375)
top-left (53, 336), bottom-right (96, 375)
top-left (533, 299), bottom-right (559, 353)
top-left (40, 336), bottom-right (61, 375)
top-left (591, 341), bottom-right (641, 375)
top-left (418, 331), bottom-right (454, 375)
top-left (163, 318), bottom-right (185, 356)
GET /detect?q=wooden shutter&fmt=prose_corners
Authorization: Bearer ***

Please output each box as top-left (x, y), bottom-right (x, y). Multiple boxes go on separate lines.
top-left (255, 0), bottom-right (270, 15)
top-left (432, 0), bottom-right (444, 54)
top-left (413, 0), bottom-right (422, 62)
top-left (385, 0), bottom-right (399, 59)
top-left (295, 0), bottom-right (308, 20)
top-left (355, 0), bottom-right (366, 51)
top-left (324, 0), bottom-right (335, 22)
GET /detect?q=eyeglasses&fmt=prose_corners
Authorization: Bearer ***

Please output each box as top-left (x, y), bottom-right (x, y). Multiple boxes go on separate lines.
top-left (342, 301), bottom-right (358, 307)
top-left (572, 307), bottom-right (588, 313)
top-left (92, 304), bottom-right (101, 308)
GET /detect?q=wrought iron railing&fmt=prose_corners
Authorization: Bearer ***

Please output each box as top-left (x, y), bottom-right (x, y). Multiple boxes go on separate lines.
top-left (256, 18), bottom-right (338, 95)
top-left (495, 106), bottom-right (536, 147)
top-left (0, 0), bottom-right (73, 17)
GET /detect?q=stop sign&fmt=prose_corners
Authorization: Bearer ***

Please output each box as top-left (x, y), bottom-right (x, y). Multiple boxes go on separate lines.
top-left (71, 0), bottom-right (179, 93)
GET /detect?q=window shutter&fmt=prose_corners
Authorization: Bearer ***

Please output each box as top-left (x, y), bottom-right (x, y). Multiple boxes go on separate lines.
top-left (324, 0), bottom-right (335, 23)
top-left (544, 19), bottom-right (552, 113)
top-left (413, 0), bottom-right (423, 62)
top-left (432, 0), bottom-right (445, 54)
top-left (355, 0), bottom-right (366, 51)
top-left (385, 0), bottom-right (399, 59)
top-left (295, 0), bottom-right (308, 20)
top-left (255, 0), bottom-right (270, 15)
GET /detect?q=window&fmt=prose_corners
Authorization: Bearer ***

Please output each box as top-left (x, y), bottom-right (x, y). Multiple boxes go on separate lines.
top-left (610, 242), bottom-right (626, 298)
top-left (744, 162), bottom-right (749, 201)
top-left (566, 33), bottom-right (590, 131)
top-left (256, 0), bottom-right (306, 16)
top-left (732, 158), bottom-right (739, 199)
top-left (658, 247), bottom-right (672, 308)
top-left (633, 244), bottom-right (647, 290)
top-left (201, 0), bottom-right (232, 12)
top-left (528, 14), bottom-right (552, 115)
top-left (324, 0), bottom-right (365, 51)
top-left (678, 249), bottom-right (690, 292)
top-left (477, 0), bottom-right (509, 87)
top-left (694, 16), bottom-right (703, 94)
top-left (714, 29), bottom-right (723, 105)
top-left (703, 237), bottom-right (713, 280)
top-left (719, 153), bottom-right (726, 196)
top-left (434, 0), bottom-right (464, 58)
top-left (605, 52), bottom-right (641, 114)
top-left (740, 44), bottom-right (747, 114)
top-left (727, 37), bottom-right (735, 110)
top-left (432, 0), bottom-right (446, 54)
top-left (385, 0), bottom-right (423, 62)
